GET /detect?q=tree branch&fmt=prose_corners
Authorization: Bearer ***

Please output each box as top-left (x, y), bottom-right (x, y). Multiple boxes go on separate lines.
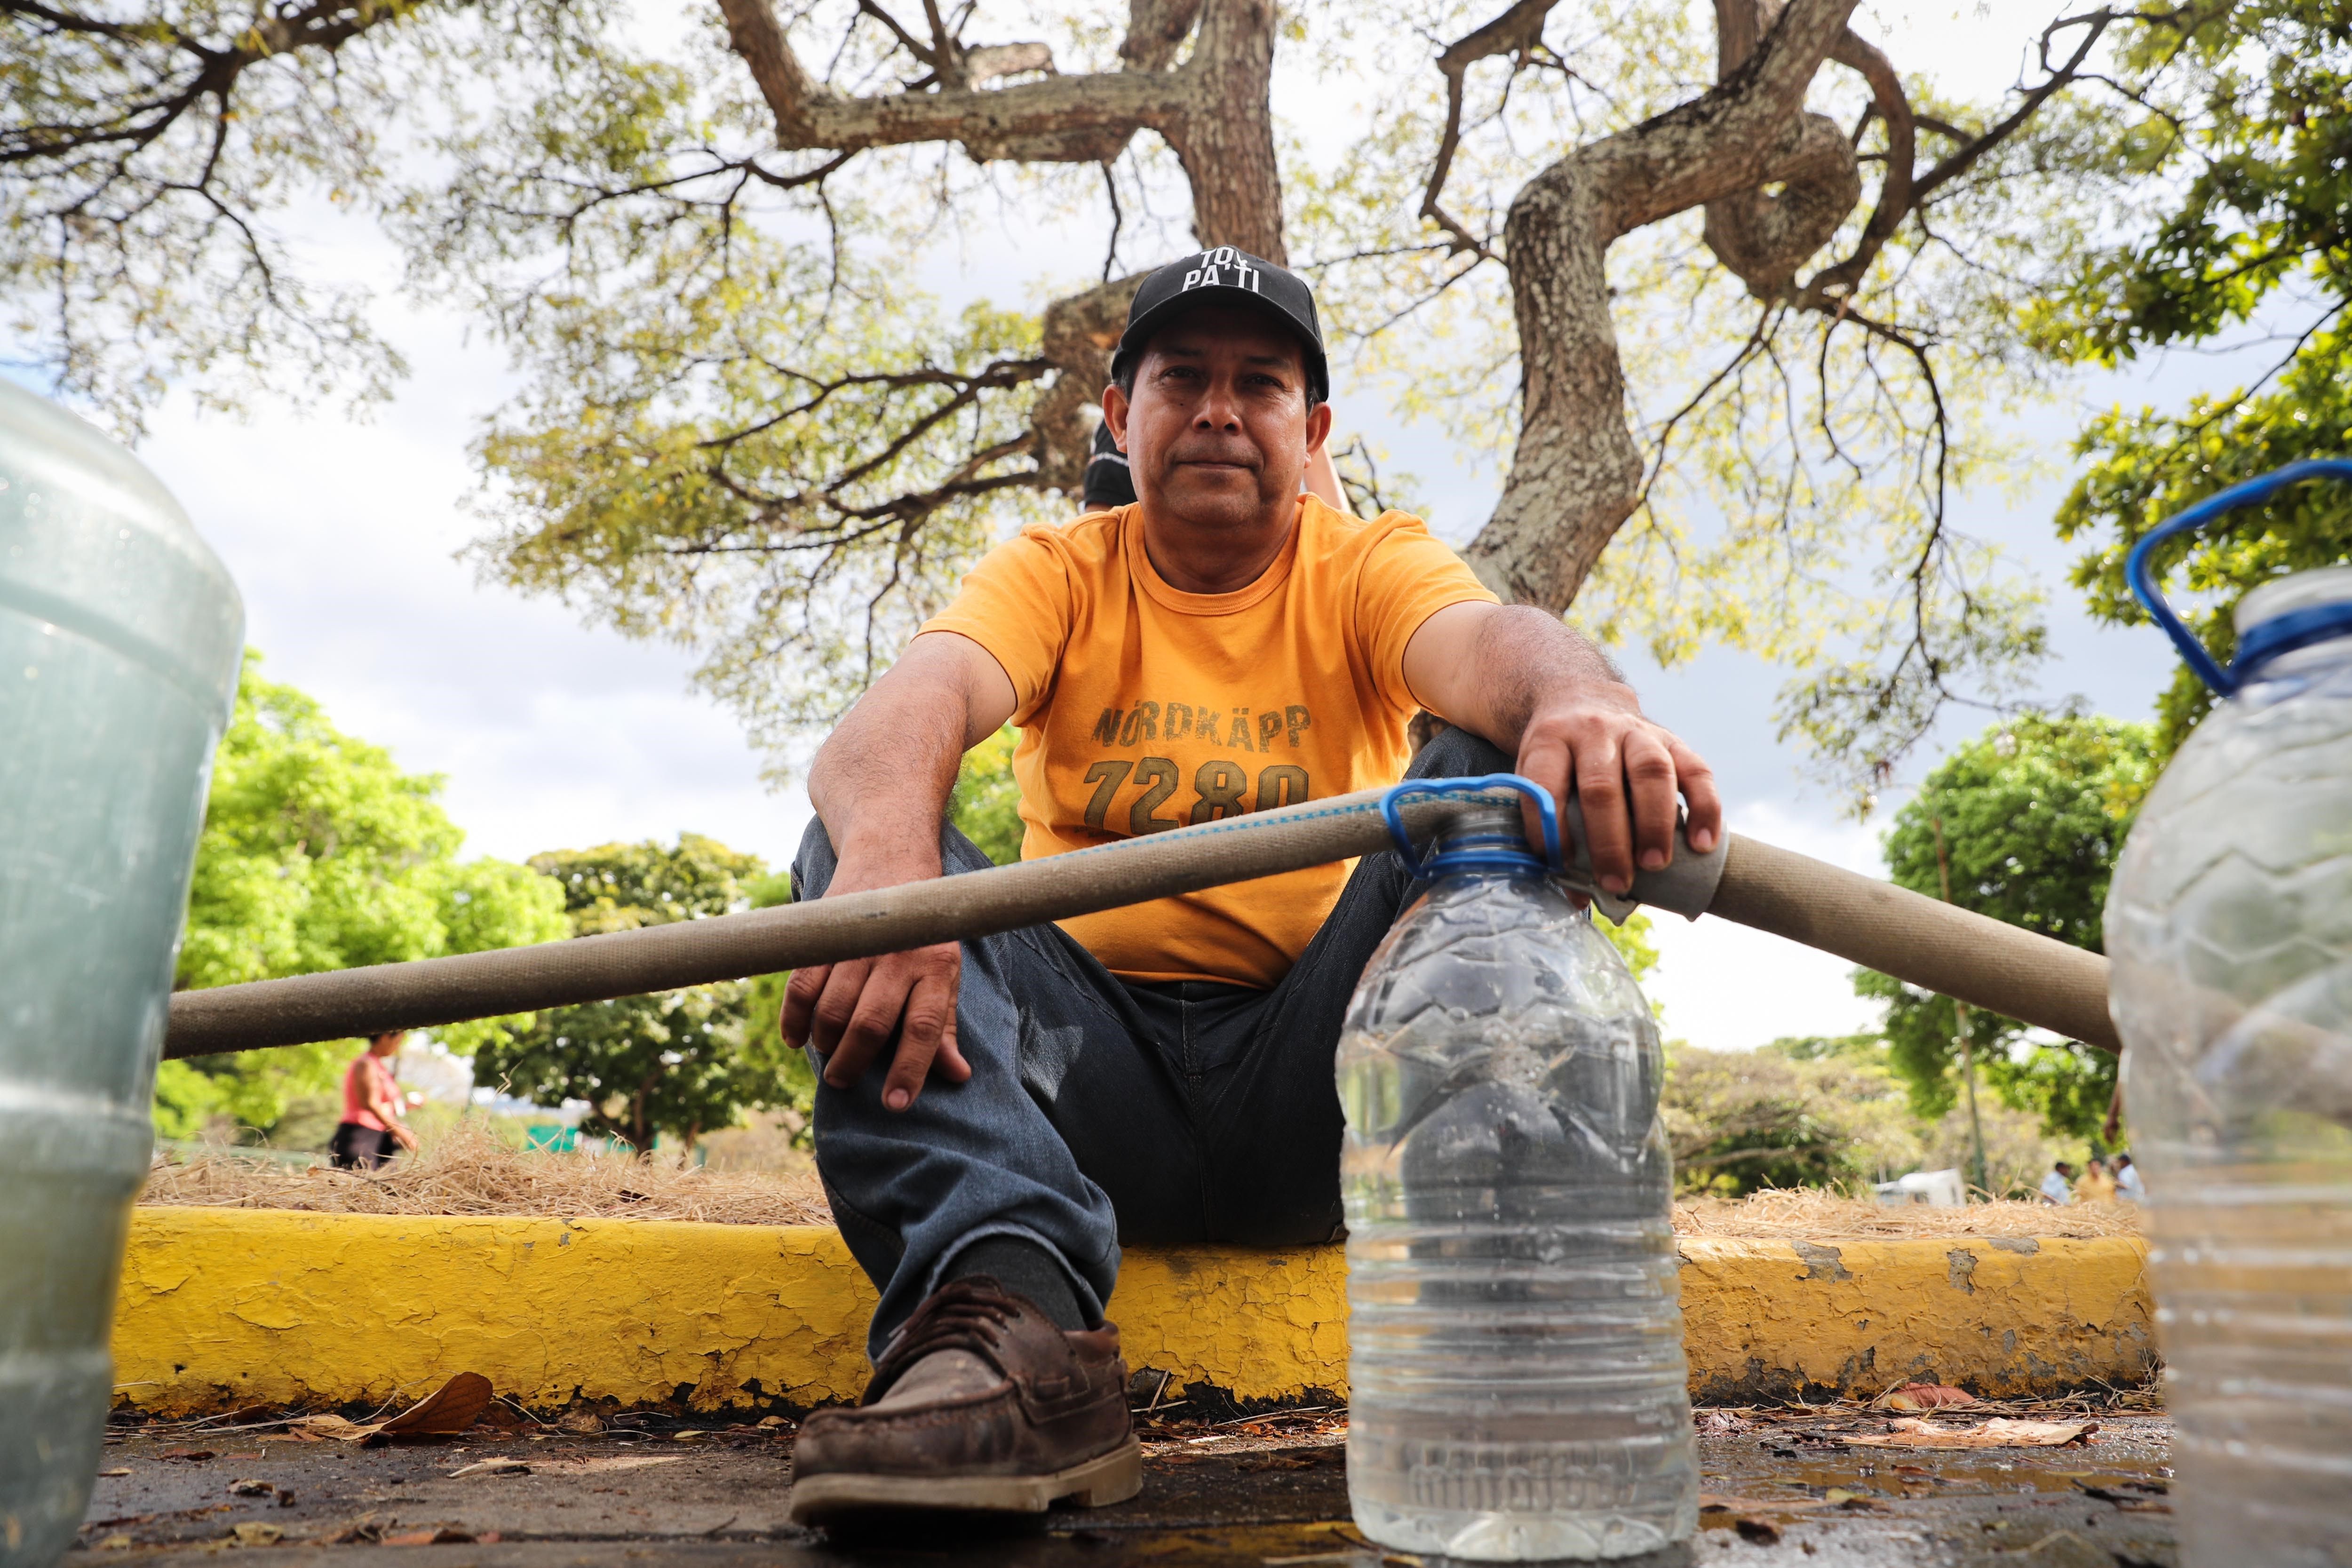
top-left (716, 0), bottom-right (1168, 160)
top-left (1422, 0), bottom-right (1558, 260)
top-left (1461, 0), bottom-right (1862, 609)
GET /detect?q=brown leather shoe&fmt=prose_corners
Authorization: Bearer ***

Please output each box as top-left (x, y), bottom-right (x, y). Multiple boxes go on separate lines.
top-left (785, 1276), bottom-right (1141, 1524)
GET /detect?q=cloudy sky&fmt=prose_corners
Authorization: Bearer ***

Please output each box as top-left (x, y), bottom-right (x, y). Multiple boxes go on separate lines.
top-left (77, 0), bottom-right (2244, 1052)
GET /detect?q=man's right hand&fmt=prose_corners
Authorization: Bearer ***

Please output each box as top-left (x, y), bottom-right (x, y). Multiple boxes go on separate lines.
top-left (780, 844), bottom-right (973, 1113)
top-left (788, 629), bottom-right (1012, 1114)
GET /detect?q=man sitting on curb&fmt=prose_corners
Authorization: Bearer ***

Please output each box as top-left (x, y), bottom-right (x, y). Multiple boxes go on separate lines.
top-left (780, 247), bottom-right (1722, 1522)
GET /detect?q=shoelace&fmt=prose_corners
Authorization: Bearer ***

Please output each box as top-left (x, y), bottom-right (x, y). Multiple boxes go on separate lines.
top-left (865, 1279), bottom-right (1026, 1404)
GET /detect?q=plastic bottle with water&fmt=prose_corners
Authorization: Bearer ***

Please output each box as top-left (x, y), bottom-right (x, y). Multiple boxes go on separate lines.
top-left (0, 383), bottom-right (242, 1568)
top-left (2104, 463), bottom-right (2352, 1568)
top-left (1336, 778), bottom-right (1696, 1561)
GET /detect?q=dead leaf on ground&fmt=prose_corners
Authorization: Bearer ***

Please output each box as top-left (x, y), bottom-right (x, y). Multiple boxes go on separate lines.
top-left (228, 1480), bottom-right (276, 1497)
top-left (229, 1522), bottom-right (283, 1546)
top-left (288, 1373), bottom-right (495, 1446)
top-left (1235, 1454), bottom-right (1319, 1472)
top-left (1734, 1518), bottom-right (1780, 1545)
top-left (380, 1373), bottom-right (494, 1436)
top-left (95, 1535), bottom-right (134, 1551)
top-left (157, 1449), bottom-right (216, 1463)
top-left (1849, 1417), bottom-right (2097, 1450)
top-left (1881, 1383), bottom-right (1979, 1412)
top-left (383, 1528), bottom-right (475, 1546)
top-left (449, 1455), bottom-right (682, 1480)
top-left (556, 1413), bottom-right (604, 1435)
top-left (98, 1469), bottom-right (132, 1478)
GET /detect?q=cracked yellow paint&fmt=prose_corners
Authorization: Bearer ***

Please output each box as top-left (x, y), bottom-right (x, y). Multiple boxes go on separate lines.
top-left (1677, 1236), bottom-right (2158, 1403)
top-left (111, 1210), bottom-right (2154, 1416)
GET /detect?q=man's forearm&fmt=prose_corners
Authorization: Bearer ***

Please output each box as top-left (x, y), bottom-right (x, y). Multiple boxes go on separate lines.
top-left (808, 671), bottom-right (968, 871)
top-left (1462, 605), bottom-right (1635, 753)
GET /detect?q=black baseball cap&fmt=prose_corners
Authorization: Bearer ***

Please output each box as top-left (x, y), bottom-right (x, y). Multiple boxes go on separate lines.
top-left (1111, 246), bottom-right (1329, 405)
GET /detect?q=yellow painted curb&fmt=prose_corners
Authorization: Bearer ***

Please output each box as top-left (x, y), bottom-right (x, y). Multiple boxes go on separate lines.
top-left (1677, 1234), bottom-right (2156, 1404)
top-left (111, 1209), bottom-right (2153, 1417)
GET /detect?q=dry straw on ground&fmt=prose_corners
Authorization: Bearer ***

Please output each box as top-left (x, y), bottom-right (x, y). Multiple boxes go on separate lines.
top-left (142, 1120), bottom-right (833, 1226)
top-left (144, 1122), bottom-right (2138, 1237)
top-left (1672, 1187), bottom-right (2139, 1240)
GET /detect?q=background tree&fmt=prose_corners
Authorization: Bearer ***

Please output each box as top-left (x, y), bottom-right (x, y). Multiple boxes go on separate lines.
top-left (8, 0), bottom-right (2180, 797)
top-left (1298, 0), bottom-right (2143, 802)
top-left (0, 0), bottom-right (491, 434)
top-left (470, 835), bottom-right (799, 1149)
top-left (2037, 0), bottom-right (2352, 757)
top-left (445, 0), bottom-right (2122, 789)
top-left (1853, 710), bottom-right (2155, 1137)
top-left (1661, 1036), bottom-right (1921, 1195)
top-left (161, 652), bottom-right (569, 1139)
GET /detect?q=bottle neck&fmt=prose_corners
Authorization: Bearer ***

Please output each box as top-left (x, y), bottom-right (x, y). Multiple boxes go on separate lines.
top-left (2233, 566), bottom-right (2352, 686)
top-left (1421, 803), bottom-right (1547, 878)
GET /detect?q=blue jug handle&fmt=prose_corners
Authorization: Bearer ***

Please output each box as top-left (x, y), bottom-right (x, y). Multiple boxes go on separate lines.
top-left (2126, 458), bottom-right (2352, 697)
top-left (1379, 774), bottom-right (1564, 879)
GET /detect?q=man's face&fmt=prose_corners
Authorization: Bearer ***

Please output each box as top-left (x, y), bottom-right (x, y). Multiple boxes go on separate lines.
top-left (1104, 303), bottom-right (1331, 536)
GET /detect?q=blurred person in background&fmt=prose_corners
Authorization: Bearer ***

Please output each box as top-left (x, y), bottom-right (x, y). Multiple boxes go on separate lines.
top-left (330, 1029), bottom-right (417, 1170)
top-left (1081, 421), bottom-right (1135, 512)
top-left (2039, 1160), bottom-right (2077, 1204)
top-left (2076, 1155), bottom-right (2118, 1203)
top-left (2112, 1152), bottom-right (2146, 1202)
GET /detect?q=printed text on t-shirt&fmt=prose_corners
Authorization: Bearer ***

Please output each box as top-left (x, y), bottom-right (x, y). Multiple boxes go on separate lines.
top-left (1090, 702), bottom-right (1312, 751)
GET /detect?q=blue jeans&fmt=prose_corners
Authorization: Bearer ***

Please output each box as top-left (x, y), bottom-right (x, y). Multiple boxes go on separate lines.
top-left (794, 726), bottom-right (1508, 1354)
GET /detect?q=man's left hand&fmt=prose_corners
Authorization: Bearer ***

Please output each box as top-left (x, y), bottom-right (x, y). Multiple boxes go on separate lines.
top-left (1513, 690), bottom-right (1720, 896)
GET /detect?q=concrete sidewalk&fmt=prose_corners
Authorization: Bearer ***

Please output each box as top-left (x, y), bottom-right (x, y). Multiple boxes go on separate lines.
top-left (80, 1405), bottom-right (2176, 1567)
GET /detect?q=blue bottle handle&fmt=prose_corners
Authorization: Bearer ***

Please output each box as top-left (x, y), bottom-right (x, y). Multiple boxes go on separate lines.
top-left (1380, 774), bottom-right (1563, 878)
top-left (2126, 458), bottom-right (2352, 697)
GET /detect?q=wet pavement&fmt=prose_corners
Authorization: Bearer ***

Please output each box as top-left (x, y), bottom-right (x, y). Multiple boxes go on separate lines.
top-left (78, 1403), bottom-right (2175, 1567)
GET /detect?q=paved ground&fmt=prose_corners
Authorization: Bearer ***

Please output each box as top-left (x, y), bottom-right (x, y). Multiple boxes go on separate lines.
top-left (79, 1403), bottom-right (2174, 1568)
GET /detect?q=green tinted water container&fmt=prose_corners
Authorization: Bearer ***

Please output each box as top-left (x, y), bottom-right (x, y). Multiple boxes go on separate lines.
top-left (0, 383), bottom-right (242, 1567)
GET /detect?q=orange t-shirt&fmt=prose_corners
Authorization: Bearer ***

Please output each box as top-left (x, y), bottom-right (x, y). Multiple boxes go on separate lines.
top-left (920, 496), bottom-right (1496, 987)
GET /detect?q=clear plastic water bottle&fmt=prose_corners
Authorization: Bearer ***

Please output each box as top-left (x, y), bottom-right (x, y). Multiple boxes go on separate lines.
top-left (1337, 778), bottom-right (1696, 1561)
top-left (0, 383), bottom-right (243, 1568)
top-left (2106, 465), bottom-right (2352, 1568)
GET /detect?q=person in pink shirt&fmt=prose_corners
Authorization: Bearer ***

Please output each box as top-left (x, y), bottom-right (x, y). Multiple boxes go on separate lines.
top-left (329, 1030), bottom-right (418, 1170)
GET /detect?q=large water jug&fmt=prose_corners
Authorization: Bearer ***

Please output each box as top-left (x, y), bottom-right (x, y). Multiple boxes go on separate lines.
top-left (1337, 777), bottom-right (1696, 1560)
top-left (2105, 462), bottom-right (2352, 1568)
top-left (0, 383), bottom-right (243, 1568)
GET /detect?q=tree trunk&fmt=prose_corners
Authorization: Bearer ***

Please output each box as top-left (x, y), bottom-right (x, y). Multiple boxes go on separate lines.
top-left (1160, 0), bottom-right (1286, 260)
top-left (1035, 273), bottom-right (1151, 489)
top-left (1461, 0), bottom-right (1861, 610)
top-left (1702, 0), bottom-right (1863, 302)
